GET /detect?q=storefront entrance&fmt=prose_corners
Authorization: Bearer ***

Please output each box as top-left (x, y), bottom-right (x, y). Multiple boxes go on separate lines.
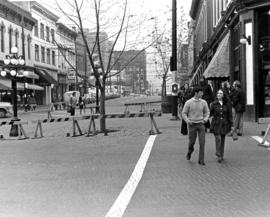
top-left (257, 8), bottom-right (270, 118)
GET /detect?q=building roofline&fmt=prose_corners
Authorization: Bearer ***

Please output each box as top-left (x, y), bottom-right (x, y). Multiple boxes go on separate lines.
top-left (1, 0), bottom-right (36, 23)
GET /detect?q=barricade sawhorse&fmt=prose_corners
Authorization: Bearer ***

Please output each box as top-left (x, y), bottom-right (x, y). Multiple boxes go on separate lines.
top-left (102, 111), bottom-right (162, 135)
top-left (0, 120), bottom-right (28, 140)
top-left (257, 122), bottom-right (270, 148)
top-left (71, 115), bottom-right (99, 137)
top-left (32, 115), bottom-right (99, 139)
top-left (124, 102), bottom-right (146, 114)
top-left (124, 101), bottom-right (162, 114)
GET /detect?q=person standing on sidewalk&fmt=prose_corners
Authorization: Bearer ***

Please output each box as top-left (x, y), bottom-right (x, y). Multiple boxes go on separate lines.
top-left (231, 80), bottom-right (246, 139)
top-left (69, 92), bottom-right (77, 116)
top-left (182, 86), bottom-right (210, 166)
top-left (210, 89), bottom-right (233, 163)
top-left (78, 95), bottom-right (84, 115)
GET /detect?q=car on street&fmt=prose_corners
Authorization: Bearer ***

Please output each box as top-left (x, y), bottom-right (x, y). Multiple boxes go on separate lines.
top-left (0, 102), bottom-right (13, 118)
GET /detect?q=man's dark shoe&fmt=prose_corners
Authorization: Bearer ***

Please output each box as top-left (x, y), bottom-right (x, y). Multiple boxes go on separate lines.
top-left (217, 157), bottom-right (222, 163)
top-left (198, 161), bottom-right (205, 166)
top-left (186, 153), bottom-right (191, 160)
top-left (237, 133), bottom-right (242, 136)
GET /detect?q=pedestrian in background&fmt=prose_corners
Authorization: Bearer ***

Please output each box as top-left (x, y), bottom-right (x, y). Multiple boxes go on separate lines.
top-left (210, 89), bottom-right (233, 163)
top-left (182, 86), bottom-right (210, 166)
top-left (78, 95), bottom-right (84, 115)
top-left (199, 77), bottom-right (214, 132)
top-left (179, 83), bottom-right (193, 135)
top-left (69, 92), bottom-right (77, 116)
top-left (221, 81), bottom-right (232, 104)
top-left (230, 80), bottom-right (245, 139)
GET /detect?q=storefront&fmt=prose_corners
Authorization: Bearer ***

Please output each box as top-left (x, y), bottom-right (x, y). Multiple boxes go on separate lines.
top-left (239, 5), bottom-right (270, 121)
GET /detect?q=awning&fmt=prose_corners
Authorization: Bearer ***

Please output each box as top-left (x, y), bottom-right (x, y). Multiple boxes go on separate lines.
top-left (23, 70), bottom-right (39, 79)
top-left (35, 69), bottom-right (58, 84)
top-left (0, 79), bottom-right (43, 91)
top-left (189, 63), bottom-right (204, 86)
top-left (0, 79), bottom-right (24, 91)
top-left (25, 83), bottom-right (44, 90)
top-left (203, 33), bottom-right (230, 78)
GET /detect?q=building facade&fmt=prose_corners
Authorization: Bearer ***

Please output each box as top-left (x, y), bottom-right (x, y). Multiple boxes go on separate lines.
top-left (14, 1), bottom-right (59, 105)
top-left (55, 22), bottom-right (77, 101)
top-left (114, 50), bottom-right (147, 94)
top-left (0, 0), bottom-right (38, 105)
top-left (188, 0), bottom-right (270, 121)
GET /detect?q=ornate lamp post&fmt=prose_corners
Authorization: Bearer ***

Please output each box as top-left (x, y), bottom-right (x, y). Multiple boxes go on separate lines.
top-left (1, 47), bottom-right (25, 136)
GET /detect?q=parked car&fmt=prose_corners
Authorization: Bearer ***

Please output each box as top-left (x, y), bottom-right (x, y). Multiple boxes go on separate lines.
top-left (0, 102), bottom-right (13, 118)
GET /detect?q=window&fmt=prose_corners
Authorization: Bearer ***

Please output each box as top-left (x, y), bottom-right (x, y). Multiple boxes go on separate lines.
top-left (15, 30), bottom-right (19, 48)
top-left (41, 46), bottom-right (45, 62)
top-left (40, 23), bottom-right (44, 39)
top-left (46, 26), bottom-right (50, 42)
top-left (51, 29), bottom-right (55, 43)
top-left (35, 44), bottom-right (39, 61)
top-left (0, 25), bottom-right (4, 52)
top-left (34, 22), bottom-right (38, 37)
top-left (46, 48), bottom-right (50, 64)
top-left (9, 28), bottom-right (13, 54)
top-left (52, 50), bottom-right (55, 65)
top-left (27, 36), bottom-right (31, 60)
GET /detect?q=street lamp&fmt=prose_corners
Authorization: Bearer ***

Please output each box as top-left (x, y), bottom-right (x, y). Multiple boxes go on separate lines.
top-left (1, 46), bottom-right (26, 136)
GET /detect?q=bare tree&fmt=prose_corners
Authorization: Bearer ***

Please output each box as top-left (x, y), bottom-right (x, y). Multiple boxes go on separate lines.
top-left (55, 0), bottom-right (156, 132)
top-left (150, 5), bottom-right (189, 96)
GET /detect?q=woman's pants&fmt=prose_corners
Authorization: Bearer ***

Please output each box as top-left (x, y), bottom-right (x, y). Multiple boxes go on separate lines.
top-left (214, 134), bottom-right (226, 158)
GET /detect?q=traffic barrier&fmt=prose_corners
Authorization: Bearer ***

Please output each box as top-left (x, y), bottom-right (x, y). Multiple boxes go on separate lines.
top-left (32, 115), bottom-right (99, 138)
top-left (32, 112), bottom-right (161, 139)
top-left (257, 122), bottom-right (270, 147)
top-left (0, 120), bottom-right (28, 140)
top-left (101, 112), bottom-right (162, 135)
top-left (124, 101), bottom-right (162, 114)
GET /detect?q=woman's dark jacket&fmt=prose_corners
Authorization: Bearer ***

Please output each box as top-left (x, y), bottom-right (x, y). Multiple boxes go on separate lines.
top-left (210, 100), bottom-right (233, 135)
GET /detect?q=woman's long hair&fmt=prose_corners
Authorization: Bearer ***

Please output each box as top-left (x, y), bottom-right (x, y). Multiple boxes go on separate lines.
top-left (215, 89), bottom-right (229, 105)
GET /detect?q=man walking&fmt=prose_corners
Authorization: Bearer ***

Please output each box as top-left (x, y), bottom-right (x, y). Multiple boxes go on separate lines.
top-left (182, 86), bottom-right (210, 165)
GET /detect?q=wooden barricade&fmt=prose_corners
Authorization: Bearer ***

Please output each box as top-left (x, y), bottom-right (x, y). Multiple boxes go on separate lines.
top-left (102, 112), bottom-right (162, 135)
top-left (0, 120), bottom-right (28, 140)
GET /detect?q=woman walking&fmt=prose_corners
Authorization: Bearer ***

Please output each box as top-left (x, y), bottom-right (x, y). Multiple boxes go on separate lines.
top-left (210, 89), bottom-right (233, 163)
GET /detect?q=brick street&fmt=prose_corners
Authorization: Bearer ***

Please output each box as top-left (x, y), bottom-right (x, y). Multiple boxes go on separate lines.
top-left (0, 97), bottom-right (269, 217)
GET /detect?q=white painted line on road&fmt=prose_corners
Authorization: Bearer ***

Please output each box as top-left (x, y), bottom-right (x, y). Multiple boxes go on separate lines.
top-left (251, 136), bottom-right (270, 150)
top-left (105, 135), bottom-right (157, 217)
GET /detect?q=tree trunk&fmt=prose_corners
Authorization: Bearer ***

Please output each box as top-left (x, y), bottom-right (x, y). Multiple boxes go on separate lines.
top-left (100, 79), bottom-right (106, 132)
top-left (162, 77), bottom-right (167, 97)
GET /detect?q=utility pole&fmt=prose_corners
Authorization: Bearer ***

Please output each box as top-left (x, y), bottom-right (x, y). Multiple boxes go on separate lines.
top-left (171, 0), bottom-right (177, 74)
top-left (171, 0), bottom-right (178, 120)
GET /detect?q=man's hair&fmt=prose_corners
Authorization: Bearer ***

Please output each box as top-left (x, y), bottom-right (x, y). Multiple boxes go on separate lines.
top-left (193, 86), bottom-right (203, 93)
top-left (233, 80), bottom-right (241, 88)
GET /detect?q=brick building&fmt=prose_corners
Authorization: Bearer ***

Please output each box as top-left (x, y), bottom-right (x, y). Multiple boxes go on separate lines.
top-left (188, 0), bottom-right (270, 121)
